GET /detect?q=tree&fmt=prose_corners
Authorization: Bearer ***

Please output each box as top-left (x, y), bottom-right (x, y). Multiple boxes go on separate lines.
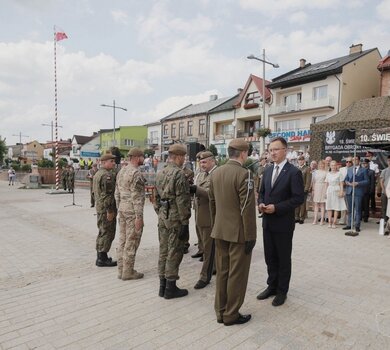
top-left (208, 144), bottom-right (218, 157)
top-left (143, 148), bottom-right (155, 157)
top-left (0, 136), bottom-right (6, 165)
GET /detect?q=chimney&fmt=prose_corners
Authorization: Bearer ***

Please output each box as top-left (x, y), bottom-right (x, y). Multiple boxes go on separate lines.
top-left (209, 94), bottom-right (218, 101)
top-left (237, 88), bottom-right (243, 94)
top-left (349, 43), bottom-right (363, 55)
top-left (300, 58), bottom-right (306, 68)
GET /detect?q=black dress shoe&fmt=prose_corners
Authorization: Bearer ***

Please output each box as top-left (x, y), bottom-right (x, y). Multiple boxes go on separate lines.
top-left (342, 226), bottom-right (351, 230)
top-left (194, 280), bottom-right (209, 289)
top-left (295, 219), bottom-right (299, 223)
top-left (199, 256), bottom-right (204, 262)
top-left (355, 227), bottom-right (361, 232)
top-left (191, 252), bottom-right (203, 258)
top-left (299, 220), bottom-right (304, 224)
top-left (224, 313), bottom-right (251, 326)
top-left (256, 287), bottom-right (277, 300)
top-left (272, 293), bottom-right (287, 306)
top-left (217, 318), bottom-right (223, 324)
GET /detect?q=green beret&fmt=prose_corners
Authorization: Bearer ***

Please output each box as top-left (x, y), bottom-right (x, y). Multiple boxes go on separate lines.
top-left (199, 151), bottom-right (214, 160)
top-left (101, 152), bottom-right (116, 161)
top-left (168, 144), bottom-right (187, 155)
top-left (128, 148), bottom-right (144, 157)
top-left (228, 138), bottom-right (249, 151)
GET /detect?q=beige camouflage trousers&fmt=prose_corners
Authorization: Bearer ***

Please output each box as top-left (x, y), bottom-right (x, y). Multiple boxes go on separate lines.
top-left (117, 211), bottom-right (143, 274)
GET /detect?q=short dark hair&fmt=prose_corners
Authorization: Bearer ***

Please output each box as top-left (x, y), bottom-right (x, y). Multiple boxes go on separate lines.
top-left (228, 148), bottom-right (241, 158)
top-left (355, 155), bottom-right (361, 160)
top-left (269, 136), bottom-right (287, 148)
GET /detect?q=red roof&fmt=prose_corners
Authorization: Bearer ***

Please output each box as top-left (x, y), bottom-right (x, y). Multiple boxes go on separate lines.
top-left (234, 74), bottom-right (271, 107)
top-left (378, 55), bottom-right (390, 71)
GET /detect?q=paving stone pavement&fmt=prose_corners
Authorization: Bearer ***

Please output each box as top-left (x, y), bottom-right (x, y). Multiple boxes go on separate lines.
top-left (1, 180), bottom-right (390, 349)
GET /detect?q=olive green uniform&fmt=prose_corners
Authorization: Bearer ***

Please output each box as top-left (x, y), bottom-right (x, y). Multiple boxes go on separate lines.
top-left (209, 159), bottom-right (257, 324)
top-left (93, 168), bottom-right (117, 253)
top-left (295, 164), bottom-right (312, 221)
top-left (154, 163), bottom-right (191, 280)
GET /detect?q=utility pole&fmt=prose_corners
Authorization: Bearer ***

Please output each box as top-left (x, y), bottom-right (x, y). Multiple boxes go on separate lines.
top-left (12, 132), bottom-right (29, 144)
top-left (42, 121), bottom-right (63, 162)
top-left (101, 100), bottom-right (127, 147)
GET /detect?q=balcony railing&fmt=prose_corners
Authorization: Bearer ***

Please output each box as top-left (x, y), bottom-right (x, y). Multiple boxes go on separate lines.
top-left (214, 132), bottom-right (234, 140)
top-left (269, 95), bottom-right (335, 115)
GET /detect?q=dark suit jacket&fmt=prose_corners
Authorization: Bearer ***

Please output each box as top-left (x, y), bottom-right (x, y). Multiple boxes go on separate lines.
top-left (258, 162), bottom-right (304, 232)
top-left (344, 166), bottom-right (369, 197)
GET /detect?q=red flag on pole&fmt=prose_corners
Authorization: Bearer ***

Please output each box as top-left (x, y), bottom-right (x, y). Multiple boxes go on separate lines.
top-left (55, 31), bottom-right (68, 41)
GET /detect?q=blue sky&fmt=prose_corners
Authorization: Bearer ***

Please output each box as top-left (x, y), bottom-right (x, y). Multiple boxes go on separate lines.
top-left (1, 0), bottom-right (389, 145)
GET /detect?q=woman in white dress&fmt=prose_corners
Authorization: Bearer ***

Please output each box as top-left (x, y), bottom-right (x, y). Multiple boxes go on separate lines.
top-left (311, 160), bottom-right (327, 225)
top-left (325, 160), bottom-right (347, 228)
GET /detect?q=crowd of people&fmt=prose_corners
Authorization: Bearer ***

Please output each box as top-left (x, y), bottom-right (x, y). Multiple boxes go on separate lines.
top-left (253, 149), bottom-right (390, 235)
top-left (86, 139), bottom-right (390, 327)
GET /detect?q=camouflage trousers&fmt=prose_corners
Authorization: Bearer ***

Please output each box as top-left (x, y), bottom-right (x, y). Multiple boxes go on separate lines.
top-left (96, 212), bottom-right (117, 253)
top-left (158, 219), bottom-right (185, 280)
top-left (117, 211), bottom-right (143, 274)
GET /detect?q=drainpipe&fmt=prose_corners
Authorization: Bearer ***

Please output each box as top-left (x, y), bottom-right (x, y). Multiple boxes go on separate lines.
top-left (206, 113), bottom-right (210, 148)
top-left (334, 74), bottom-right (341, 113)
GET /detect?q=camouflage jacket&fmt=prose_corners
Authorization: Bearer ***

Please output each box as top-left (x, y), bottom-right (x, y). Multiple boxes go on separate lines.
top-left (93, 168), bottom-right (116, 214)
top-left (114, 164), bottom-right (146, 217)
top-left (154, 163), bottom-right (191, 225)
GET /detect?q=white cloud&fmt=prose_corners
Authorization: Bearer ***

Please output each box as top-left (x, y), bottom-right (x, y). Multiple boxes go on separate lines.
top-left (376, 0), bottom-right (390, 20)
top-left (289, 11), bottom-right (308, 24)
top-left (111, 9), bottom-right (129, 24)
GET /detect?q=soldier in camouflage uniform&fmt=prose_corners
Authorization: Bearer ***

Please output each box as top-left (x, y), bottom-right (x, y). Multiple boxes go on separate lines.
top-left (93, 153), bottom-right (118, 267)
top-left (115, 148), bottom-right (146, 280)
top-left (61, 166), bottom-right (68, 191)
top-left (66, 166), bottom-right (75, 193)
top-left (154, 144), bottom-right (191, 299)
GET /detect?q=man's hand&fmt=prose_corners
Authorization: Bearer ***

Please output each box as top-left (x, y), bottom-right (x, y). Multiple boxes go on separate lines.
top-left (258, 203), bottom-right (266, 213)
top-left (189, 185), bottom-right (197, 194)
top-left (107, 211), bottom-right (115, 221)
top-left (179, 225), bottom-right (189, 240)
top-left (135, 217), bottom-right (144, 231)
top-left (245, 240), bottom-right (256, 255)
top-left (262, 204), bottom-right (276, 214)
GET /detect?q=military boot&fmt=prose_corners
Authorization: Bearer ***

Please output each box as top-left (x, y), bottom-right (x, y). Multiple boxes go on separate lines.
top-left (164, 280), bottom-right (188, 299)
top-left (158, 278), bottom-right (167, 297)
top-left (96, 252), bottom-right (117, 267)
top-left (122, 269), bottom-right (144, 280)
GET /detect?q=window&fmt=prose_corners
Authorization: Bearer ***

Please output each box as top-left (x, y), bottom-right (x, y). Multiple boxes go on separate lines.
top-left (312, 115), bottom-right (328, 124)
top-left (124, 139), bottom-right (134, 146)
top-left (179, 122), bottom-right (184, 138)
top-left (199, 119), bottom-right (206, 135)
top-left (221, 124), bottom-right (233, 135)
top-left (245, 91), bottom-right (262, 105)
top-left (171, 123), bottom-right (176, 137)
top-left (283, 93), bottom-right (301, 107)
top-left (244, 120), bottom-right (261, 136)
top-left (274, 119), bottom-right (300, 131)
top-left (313, 85), bottom-right (327, 100)
top-left (187, 121), bottom-right (193, 136)
top-left (163, 125), bottom-right (168, 136)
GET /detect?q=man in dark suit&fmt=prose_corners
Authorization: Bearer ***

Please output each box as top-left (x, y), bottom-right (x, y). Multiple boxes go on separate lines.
top-left (361, 158), bottom-right (375, 223)
top-left (343, 155), bottom-right (369, 235)
top-left (209, 138), bottom-right (257, 326)
top-left (257, 136), bottom-right (304, 307)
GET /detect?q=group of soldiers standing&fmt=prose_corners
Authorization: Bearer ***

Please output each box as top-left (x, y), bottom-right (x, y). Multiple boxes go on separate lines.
top-left (90, 139), bottom-right (262, 326)
top-left (61, 165), bottom-right (75, 193)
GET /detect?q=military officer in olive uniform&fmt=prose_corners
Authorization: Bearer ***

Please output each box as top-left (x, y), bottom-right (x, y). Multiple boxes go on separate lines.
top-left (191, 151), bottom-right (217, 289)
top-left (295, 155), bottom-right (312, 224)
top-left (209, 138), bottom-right (257, 326)
top-left (61, 165), bottom-right (68, 191)
top-left (93, 153), bottom-right (118, 267)
top-left (115, 148), bottom-right (146, 280)
top-left (154, 144), bottom-right (192, 299)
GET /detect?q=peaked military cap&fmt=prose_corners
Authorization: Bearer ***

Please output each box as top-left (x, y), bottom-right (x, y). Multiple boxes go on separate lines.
top-left (128, 148), bottom-right (144, 157)
top-left (101, 152), bottom-right (116, 161)
top-left (199, 151), bottom-right (214, 160)
top-left (228, 138), bottom-right (249, 151)
top-left (168, 144), bottom-right (187, 155)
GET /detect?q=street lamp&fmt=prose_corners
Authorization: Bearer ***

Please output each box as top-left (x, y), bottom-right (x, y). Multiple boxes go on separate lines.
top-left (100, 100), bottom-right (127, 147)
top-left (42, 121), bottom-right (63, 162)
top-left (247, 49), bottom-right (279, 153)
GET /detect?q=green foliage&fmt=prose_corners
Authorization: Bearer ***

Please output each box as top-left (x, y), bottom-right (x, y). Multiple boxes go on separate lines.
top-left (143, 148), bottom-right (155, 157)
top-left (37, 159), bottom-right (54, 168)
top-left (11, 162), bottom-right (21, 171)
top-left (217, 157), bottom-right (228, 167)
top-left (110, 146), bottom-right (122, 165)
top-left (59, 158), bottom-right (68, 169)
top-left (207, 144), bottom-right (218, 157)
top-left (256, 127), bottom-right (272, 138)
top-left (0, 136), bottom-right (6, 165)
top-left (21, 164), bottom-right (31, 172)
top-left (244, 158), bottom-right (257, 174)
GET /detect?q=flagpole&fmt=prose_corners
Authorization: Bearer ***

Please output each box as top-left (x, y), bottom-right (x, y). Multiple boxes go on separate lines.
top-left (54, 26), bottom-right (59, 190)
